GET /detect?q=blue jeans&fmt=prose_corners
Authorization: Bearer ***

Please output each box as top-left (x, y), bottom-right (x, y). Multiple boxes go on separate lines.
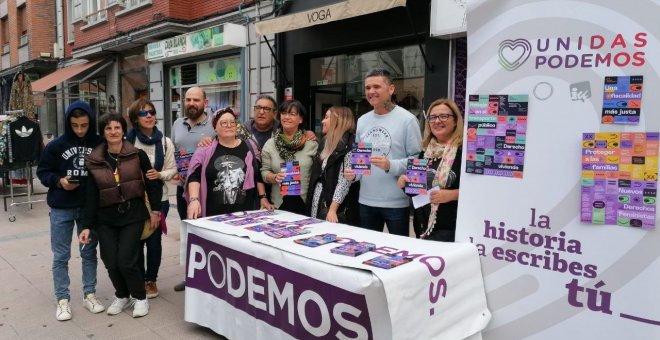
top-left (140, 201), bottom-right (169, 282)
top-left (359, 204), bottom-right (410, 237)
top-left (50, 207), bottom-right (98, 301)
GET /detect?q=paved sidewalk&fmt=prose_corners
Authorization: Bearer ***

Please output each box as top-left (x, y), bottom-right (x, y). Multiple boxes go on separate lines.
top-left (0, 181), bottom-right (223, 339)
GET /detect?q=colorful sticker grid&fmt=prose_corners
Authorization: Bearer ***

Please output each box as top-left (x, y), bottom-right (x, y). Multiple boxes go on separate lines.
top-left (580, 132), bottom-right (658, 229)
top-left (405, 159), bottom-right (428, 195)
top-left (207, 210), bottom-right (273, 223)
top-left (363, 254), bottom-right (413, 269)
top-left (264, 226), bottom-right (311, 239)
top-left (465, 94), bottom-right (528, 179)
top-left (601, 75), bottom-right (643, 125)
top-left (351, 143), bottom-right (372, 175)
top-left (330, 242), bottom-right (376, 257)
top-left (280, 161), bottom-right (301, 196)
top-left (294, 233), bottom-right (338, 247)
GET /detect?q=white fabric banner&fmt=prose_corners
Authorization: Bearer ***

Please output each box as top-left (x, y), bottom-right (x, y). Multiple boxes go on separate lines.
top-left (183, 210), bottom-right (490, 339)
top-left (458, 1), bottom-right (660, 339)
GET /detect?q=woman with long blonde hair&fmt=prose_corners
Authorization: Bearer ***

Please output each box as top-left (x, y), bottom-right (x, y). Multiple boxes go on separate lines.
top-left (398, 98), bottom-right (464, 241)
top-left (307, 106), bottom-right (360, 225)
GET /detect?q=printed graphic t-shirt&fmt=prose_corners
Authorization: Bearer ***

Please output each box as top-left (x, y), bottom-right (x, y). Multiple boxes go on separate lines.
top-left (188, 142), bottom-right (257, 216)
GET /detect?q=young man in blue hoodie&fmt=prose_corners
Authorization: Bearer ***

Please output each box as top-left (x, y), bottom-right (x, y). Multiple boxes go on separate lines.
top-left (37, 100), bottom-right (105, 321)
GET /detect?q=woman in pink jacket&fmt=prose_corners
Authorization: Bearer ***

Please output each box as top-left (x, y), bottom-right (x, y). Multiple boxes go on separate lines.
top-left (185, 107), bottom-right (273, 219)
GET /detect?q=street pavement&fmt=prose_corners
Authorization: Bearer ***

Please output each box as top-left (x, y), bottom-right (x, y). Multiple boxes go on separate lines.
top-left (0, 180), bottom-right (224, 339)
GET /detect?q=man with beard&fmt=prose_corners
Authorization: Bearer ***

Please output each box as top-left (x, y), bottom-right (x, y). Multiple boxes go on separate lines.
top-left (170, 87), bottom-right (215, 291)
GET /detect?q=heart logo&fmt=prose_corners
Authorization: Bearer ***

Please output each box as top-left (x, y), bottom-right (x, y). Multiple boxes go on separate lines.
top-left (498, 39), bottom-right (532, 71)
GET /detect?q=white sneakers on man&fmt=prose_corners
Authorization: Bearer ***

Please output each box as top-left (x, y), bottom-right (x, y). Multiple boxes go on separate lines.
top-left (83, 293), bottom-right (105, 313)
top-left (56, 299), bottom-right (72, 321)
top-left (106, 296), bottom-right (133, 315)
top-left (132, 299), bottom-right (149, 318)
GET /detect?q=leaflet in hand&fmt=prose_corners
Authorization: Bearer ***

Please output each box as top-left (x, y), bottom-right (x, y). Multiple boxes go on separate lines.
top-left (330, 241), bottom-right (376, 257)
top-left (363, 254), bottom-right (413, 269)
top-left (405, 159), bottom-right (428, 195)
top-left (294, 233), bottom-right (338, 247)
top-left (351, 143), bottom-right (372, 175)
top-left (280, 161), bottom-right (301, 196)
top-left (174, 148), bottom-right (195, 182)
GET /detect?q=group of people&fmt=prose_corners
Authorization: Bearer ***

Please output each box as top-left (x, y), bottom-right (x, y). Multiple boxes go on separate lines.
top-left (36, 67), bottom-right (465, 322)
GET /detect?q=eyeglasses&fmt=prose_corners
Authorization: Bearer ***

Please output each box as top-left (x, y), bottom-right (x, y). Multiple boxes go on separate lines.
top-left (138, 110), bottom-right (156, 117)
top-left (254, 105), bottom-right (274, 113)
top-left (427, 114), bottom-right (454, 122)
top-left (280, 111), bottom-right (299, 117)
top-left (218, 120), bottom-right (237, 128)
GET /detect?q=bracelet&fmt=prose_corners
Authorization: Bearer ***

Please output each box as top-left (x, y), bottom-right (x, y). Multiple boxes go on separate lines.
top-left (151, 211), bottom-right (161, 216)
top-left (258, 194), bottom-right (267, 199)
top-left (189, 197), bottom-right (199, 202)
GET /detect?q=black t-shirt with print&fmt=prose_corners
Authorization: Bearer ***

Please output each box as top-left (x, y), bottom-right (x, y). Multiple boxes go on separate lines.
top-left (189, 141), bottom-right (258, 216)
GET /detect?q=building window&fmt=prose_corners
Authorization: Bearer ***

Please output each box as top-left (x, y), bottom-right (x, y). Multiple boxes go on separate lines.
top-left (72, 0), bottom-right (83, 22)
top-left (17, 5), bottom-right (27, 46)
top-left (1, 17), bottom-right (8, 54)
top-left (168, 55), bottom-right (242, 123)
top-left (85, 0), bottom-right (107, 25)
top-left (125, 0), bottom-right (151, 10)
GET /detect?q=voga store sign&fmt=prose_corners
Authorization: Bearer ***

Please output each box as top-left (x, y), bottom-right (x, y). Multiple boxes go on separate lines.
top-left (306, 7), bottom-right (331, 24)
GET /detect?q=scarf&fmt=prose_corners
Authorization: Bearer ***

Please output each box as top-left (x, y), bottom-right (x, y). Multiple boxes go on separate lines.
top-left (274, 128), bottom-right (306, 162)
top-left (126, 127), bottom-right (165, 171)
top-left (421, 137), bottom-right (459, 239)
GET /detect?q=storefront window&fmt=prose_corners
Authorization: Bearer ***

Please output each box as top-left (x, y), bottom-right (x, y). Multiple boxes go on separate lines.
top-left (309, 45), bottom-right (425, 134)
top-left (168, 55), bottom-right (242, 123)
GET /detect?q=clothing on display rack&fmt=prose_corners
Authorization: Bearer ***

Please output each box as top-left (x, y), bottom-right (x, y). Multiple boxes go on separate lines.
top-left (0, 111), bottom-right (42, 166)
top-left (9, 72), bottom-right (35, 119)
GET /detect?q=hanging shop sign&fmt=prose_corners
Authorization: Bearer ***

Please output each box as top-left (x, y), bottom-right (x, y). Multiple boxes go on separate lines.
top-left (147, 23), bottom-right (246, 62)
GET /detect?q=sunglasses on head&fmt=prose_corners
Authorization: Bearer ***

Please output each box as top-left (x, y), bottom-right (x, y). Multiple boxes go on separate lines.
top-left (138, 109), bottom-right (156, 117)
top-left (214, 107), bottom-right (235, 117)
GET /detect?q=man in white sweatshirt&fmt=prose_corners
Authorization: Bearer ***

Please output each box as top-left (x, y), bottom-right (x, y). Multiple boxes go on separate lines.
top-left (345, 68), bottom-right (422, 236)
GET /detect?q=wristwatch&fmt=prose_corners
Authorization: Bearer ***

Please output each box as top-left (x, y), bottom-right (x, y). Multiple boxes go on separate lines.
top-left (151, 211), bottom-right (161, 216)
top-left (258, 194), bottom-right (267, 199)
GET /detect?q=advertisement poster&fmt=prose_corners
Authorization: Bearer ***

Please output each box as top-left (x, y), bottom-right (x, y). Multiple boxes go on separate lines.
top-left (581, 132), bottom-right (658, 228)
top-left (601, 75), bottom-right (643, 125)
top-left (458, 1), bottom-right (660, 339)
top-left (465, 94), bottom-right (528, 178)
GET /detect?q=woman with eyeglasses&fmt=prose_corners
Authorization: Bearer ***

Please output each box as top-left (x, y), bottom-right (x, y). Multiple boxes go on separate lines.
top-left (79, 113), bottom-right (162, 318)
top-left (397, 98), bottom-right (464, 241)
top-left (185, 107), bottom-right (273, 219)
top-left (261, 100), bottom-right (318, 214)
top-left (307, 106), bottom-right (360, 225)
top-left (126, 99), bottom-right (176, 299)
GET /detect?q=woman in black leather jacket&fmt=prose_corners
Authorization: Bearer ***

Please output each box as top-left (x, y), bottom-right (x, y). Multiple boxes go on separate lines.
top-left (307, 106), bottom-right (360, 225)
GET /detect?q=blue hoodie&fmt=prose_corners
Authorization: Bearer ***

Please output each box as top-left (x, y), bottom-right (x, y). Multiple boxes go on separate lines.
top-left (37, 100), bottom-right (103, 209)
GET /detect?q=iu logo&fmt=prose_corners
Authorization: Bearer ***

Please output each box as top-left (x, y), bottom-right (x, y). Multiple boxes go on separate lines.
top-left (498, 39), bottom-right (532, 71)
top-left (15, 125), bottom-right (34, 138)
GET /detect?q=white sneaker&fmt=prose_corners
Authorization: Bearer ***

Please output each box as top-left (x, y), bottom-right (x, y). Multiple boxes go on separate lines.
top-left (83, 293), bottom-right (105, 314)
top-left (132, 298), bottom-right (149, 318)
top-left (106, 296), bottom-right (132, 315)
top-left (56, 299), bottom-right (72, 321)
